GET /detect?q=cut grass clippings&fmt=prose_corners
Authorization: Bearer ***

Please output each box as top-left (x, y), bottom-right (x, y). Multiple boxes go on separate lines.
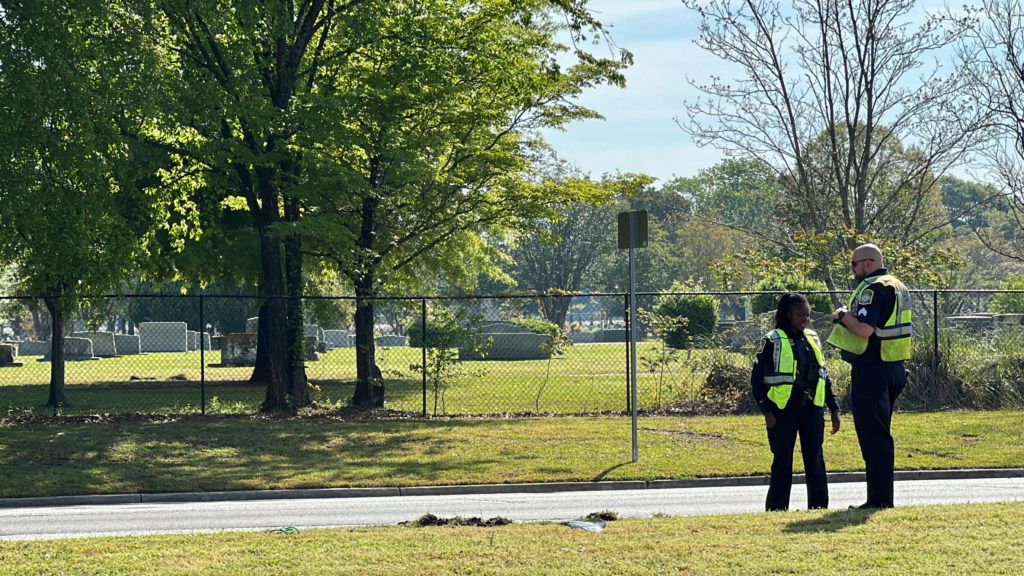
top-left (1, 502), bottom-right (1022, 575)
top-left (0, 411), bottom-right (1021, 499)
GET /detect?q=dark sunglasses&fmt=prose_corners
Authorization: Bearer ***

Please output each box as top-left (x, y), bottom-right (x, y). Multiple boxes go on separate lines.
top-left (850, 258), bottom-right (875, 268)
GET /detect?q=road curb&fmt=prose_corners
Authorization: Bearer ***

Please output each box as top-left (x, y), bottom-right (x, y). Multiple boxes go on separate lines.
top-left (2, 468), bottom-right (1022, 510)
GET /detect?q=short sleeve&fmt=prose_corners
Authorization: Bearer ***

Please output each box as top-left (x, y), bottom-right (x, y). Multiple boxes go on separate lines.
top-left (852, 282), bottom-right (890, 327)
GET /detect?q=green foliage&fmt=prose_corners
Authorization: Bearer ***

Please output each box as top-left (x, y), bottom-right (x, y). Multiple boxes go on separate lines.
top-left (0, 0), bottom-right (166, 301)
top-left (408, 304), bottom-right (486, 416)
top-left (654, 282), bottom-right (719, 348)
top-left (507, 162), bottom-right (636, 324)
top-left (512, 317), bottom-right (568, 355)
top-left (683, 158), bottom-right (784, 230)
top-left (637, 308), bottom-right (687, 405)
top-left (407, 306), bottom-right (479, 349)
top-left (992, 275), bottom-right (1024, 313)
top-left (750, 274), bottom-right (831, 315)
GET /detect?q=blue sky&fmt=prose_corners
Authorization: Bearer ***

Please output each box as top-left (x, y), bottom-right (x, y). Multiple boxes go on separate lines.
top-left (542, 0), bottom-right (707, 184)
top-left (542, 0), bottom-right (956, 185)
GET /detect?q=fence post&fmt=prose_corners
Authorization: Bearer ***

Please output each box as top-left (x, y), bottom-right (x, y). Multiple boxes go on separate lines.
top-left (932, 289), bottom-right (939, 373)
top-left (421, 298), bottom-right (428, 417)
top-left (624, 293), bottom-right (631, 414)
top-left (199, 293), bottom-right (206, 416)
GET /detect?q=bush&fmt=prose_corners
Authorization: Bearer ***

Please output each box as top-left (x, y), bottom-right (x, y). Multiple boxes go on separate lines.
top-left (750, 274), bottom-right (832, 315)
top-left (512, 317), bottom-right (567, 354)
top-left (407, 319), bottom-right (448, 348)
top-left (406, 305), bottom-right (480, 348)
top-left (992, 275), bottom-right (1024, 313)
top-left (654, 282), bottom-right (719, 348)
top-left (512, 317), bottom-right (559, 338)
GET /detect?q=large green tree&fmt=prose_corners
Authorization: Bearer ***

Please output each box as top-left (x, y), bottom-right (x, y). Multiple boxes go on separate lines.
top-left (0, 0), bottom-right (167, 406)
top-left (296, 1), bottom-right (628, 407)
top-left (130, 0), bottom-right (382, 411)
top-left (132, 0), bottom-right (626, 411)
top-left (506, 167), bottom-right (636, 327)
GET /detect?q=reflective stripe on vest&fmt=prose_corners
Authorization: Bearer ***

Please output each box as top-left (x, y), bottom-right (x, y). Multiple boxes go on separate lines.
top-left (826, 273), bottom-right (913, 361)
top-left (763, 328), bottom-right (826, 410)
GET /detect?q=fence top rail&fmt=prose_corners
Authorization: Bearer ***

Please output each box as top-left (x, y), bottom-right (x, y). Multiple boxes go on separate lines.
top-left (1, 289), bottom-right (1023, 301)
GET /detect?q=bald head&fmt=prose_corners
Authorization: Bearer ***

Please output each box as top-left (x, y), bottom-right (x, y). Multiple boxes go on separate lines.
top-left (851, 243), bottom-right (884, 280)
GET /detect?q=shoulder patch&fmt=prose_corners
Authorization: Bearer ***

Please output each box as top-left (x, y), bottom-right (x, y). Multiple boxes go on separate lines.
top-left (857, 288), bottom-right (874, 305)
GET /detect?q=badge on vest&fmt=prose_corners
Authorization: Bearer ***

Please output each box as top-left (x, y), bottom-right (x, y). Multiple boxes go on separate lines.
top-left (857, 289), bottom-right (874, 305)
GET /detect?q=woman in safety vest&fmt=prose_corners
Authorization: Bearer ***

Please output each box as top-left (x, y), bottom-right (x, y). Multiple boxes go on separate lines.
top-left (751, 293), bottom-right (842, 511)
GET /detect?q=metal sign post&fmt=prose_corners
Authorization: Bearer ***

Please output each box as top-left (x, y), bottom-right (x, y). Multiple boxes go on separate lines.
top-left (617, 210), bottom-right (648, 463)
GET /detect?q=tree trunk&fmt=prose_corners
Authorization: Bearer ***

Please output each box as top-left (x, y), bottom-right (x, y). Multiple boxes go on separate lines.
top-left (542, 296), bottom-right (572, 329)
top-left (43, 294), bottom-right (66, 408)
top-left (256, 224), bottom-right (293, 413)
top-left (352, 274), bottom-right (382, 408)
top-left (249, 301), bottom-right (274, 385)
top-left (31, 303), bottom-right (50, 341)
top-left (352, 189), bottom-right (383, 408)
top-left (284, 196), bottom-right (310, 407)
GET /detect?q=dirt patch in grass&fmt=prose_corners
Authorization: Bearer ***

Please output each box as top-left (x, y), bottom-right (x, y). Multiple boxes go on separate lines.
top-left (404, 513), bottom-right (512, 527)
top-left (641, 426), bottom-right (732, 444)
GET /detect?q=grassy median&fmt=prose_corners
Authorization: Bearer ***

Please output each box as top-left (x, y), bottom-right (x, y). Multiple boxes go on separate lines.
top-left (1, 411), bottom-right (1021, 499)
top-left (2, 502), bottom-right (1022, 575)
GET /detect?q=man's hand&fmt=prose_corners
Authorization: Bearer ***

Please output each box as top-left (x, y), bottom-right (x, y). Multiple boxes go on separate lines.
top-left (764, 411), bottom-right (777, 429)
top-left (831, 306), bottom-right (848, 323)
top-left (830, 411), bottom-right (841, 435)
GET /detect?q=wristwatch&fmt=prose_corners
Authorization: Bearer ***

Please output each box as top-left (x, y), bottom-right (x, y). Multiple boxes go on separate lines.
top-left (835, 310), bottom-right (847, 324)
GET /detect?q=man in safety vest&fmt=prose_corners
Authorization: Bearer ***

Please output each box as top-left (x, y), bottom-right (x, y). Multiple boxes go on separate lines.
top-left (828, 244), bottom-right (911, 509)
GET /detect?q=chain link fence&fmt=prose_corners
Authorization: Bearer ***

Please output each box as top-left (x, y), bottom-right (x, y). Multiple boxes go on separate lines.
top-left (1, 291), bottom-right (1022, 418)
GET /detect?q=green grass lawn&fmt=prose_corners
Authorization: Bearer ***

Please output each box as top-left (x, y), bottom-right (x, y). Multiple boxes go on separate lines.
top-left (0, 343), bottom-right (733, 416)
top-left (1, 411), bottom-right (1021, 499)
top-left (2, 502), bottom-right (1021, 575)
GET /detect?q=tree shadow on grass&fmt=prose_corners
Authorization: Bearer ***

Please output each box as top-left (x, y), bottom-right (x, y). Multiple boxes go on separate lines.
top-left (0, 416), bottom-right (521, 498)
top-left (782, 507), bottom-right (880, 533)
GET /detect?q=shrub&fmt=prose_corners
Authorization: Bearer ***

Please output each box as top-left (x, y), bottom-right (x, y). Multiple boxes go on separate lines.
top-left (750, 274), bottom-right (832, 315)
top-left (407, 319), bottom-right (450, 348)
top-left (992, 275), bottom-right (1024, 313)
top-left (512, 317), bottom-right (567, 355)
top-left (654, 282), bottom-right (719, 348)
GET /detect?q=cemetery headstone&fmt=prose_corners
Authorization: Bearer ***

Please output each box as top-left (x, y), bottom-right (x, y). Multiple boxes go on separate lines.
top-left (18, 340), bottom-right (48, 356)
top-left (323, 330), bottom-right (352, 349)
top-left (139, 322), bottom-right (188, 353)
top-left (221, 333), bottom-right (258, 366)
top-left (305, 336), bottom-right (320, 361)
top-left (460, 322), bottom-right (551, 360)
top-left (114, 334), bottom-right (141, 355)
top-left (43, 337), bottom-right (95, 361)
top-left (0, 343), bottom-right (20, 366)
top-left (376, 334), bottom-right (408, 347)
top-left (73, 331), bottom-right (119, 357)
top-left (186, 330), bottom-right (211, 351)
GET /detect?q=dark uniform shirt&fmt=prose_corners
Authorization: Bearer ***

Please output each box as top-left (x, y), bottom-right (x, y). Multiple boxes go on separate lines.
top-left (750, 329), bottom-right (839, 413)
top-left (840, 268), bottom-right (897, 365)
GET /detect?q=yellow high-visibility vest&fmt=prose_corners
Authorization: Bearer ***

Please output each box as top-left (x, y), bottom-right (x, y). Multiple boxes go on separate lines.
top-left (826, 274), bottom-right (912, 361)
top-left (762, 328), bottom-right (826, 410)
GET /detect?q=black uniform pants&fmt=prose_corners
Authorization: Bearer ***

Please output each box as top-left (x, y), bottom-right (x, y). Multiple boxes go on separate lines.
top-left (850, 361), bottom-right (907, 508)
top-left (765, 395), bottom-right (828, 511)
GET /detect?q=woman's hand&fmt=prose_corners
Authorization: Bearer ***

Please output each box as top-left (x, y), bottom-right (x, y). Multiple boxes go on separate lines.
top-left (830, 411), bottom-right (841, 435)
top-left (764, 411), bottom-right (777, 429)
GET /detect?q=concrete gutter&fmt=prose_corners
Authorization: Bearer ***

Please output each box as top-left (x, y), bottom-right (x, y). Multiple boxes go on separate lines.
top-left (3, 468), bottom-right (1023, 509)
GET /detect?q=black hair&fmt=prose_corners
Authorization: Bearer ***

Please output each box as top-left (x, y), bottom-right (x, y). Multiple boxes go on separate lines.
top-left (774, 292), bottom-right (810, 332)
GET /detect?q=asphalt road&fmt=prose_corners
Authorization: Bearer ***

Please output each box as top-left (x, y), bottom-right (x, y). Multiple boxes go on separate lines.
top-left (3, 477), bottom-right (1023, 541)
